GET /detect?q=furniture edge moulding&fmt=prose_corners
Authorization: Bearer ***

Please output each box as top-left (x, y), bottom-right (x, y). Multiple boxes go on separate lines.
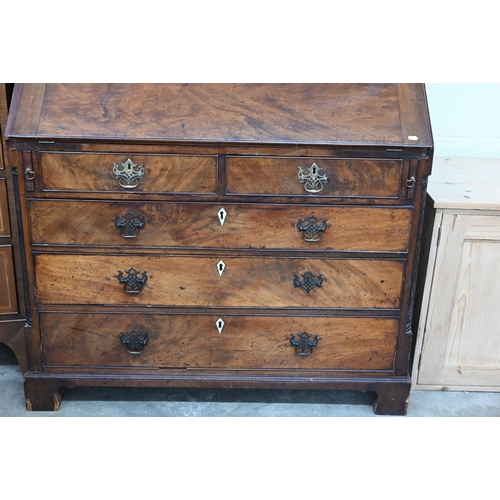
top-left (0, 83), bottom-right (28, 372)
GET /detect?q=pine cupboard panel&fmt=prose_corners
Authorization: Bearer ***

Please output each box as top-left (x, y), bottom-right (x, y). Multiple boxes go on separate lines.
top-left (413, 157), bottom-right (500, 391)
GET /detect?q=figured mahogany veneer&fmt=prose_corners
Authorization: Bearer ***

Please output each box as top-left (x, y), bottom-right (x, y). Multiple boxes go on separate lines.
top-left (34, 254), bottom-right (404, 309)
top-left (6, 83), bottom-right (433, 414)
top-left (29, 200), bottom-right (412, 252)
top-left (226, 157), bottom-right (403, 198)
top-left (39, 153), bottom-right (217, 194)
top-left (40, 313), bottom-right (399, 371)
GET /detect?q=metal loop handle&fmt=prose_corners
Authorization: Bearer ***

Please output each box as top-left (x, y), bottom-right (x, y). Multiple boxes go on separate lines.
top-left (114, 211), bottom-right (146, 239)
top-left (297, 216), bottom-right (328, 242)
top-left (120, 330), bottom-right (149, 354)
top-left (298, 163), bottom-right (328, 193)
top-left (290, 332), bottom-right (320, 356)
top-left (116, 268), bottom-right (148, 294)
top-left (406, 176), bottom-right (416, 188)
top-left (112, 159), bottom-right (144, 189)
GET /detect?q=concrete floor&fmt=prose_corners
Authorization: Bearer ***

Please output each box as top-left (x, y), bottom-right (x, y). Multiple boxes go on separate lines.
top-left (1, 343), bottom-right (499, 417)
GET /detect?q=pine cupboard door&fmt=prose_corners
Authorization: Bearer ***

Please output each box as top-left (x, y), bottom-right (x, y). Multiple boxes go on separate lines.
top-left (417, 212), bottom-right (500, 389)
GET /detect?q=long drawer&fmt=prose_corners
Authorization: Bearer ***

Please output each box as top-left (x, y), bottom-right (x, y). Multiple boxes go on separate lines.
top-left (227, 157), bottom-right (404, 198)
top-left (40, 312), bottom-right (399, 371)
top-left (29, 200), bottom-right (412, 252)
top-left (34, 254), bottom-right (404, 309)
top-left (38, 152), bottom-right (218, 194)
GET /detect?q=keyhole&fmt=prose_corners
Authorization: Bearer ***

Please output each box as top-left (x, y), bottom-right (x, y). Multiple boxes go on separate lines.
top-left (216, 318), bottom-right (225, 334)
top-left (218, 207), bottom-right (227, 226)
top-left (217, 260), bottom-right (225, 276)
top-left (312, 166), bottom-right (317, 175)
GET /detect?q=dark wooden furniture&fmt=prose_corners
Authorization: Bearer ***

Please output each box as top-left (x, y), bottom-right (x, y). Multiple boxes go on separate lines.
top-left (0, 83), bottom-right (27, 372)
top-left (6, 84), bottom-right (433, 414)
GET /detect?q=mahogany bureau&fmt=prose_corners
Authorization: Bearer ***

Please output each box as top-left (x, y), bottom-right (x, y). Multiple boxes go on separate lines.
top-left (6, 83), bottom-right (433, 414)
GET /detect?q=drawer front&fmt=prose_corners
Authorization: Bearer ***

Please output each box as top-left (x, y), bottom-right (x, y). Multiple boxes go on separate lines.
top-left (0, 245), bottom-right (18, 314)
top-left (29, 200), bottom-right (412, 252)
top-left (226, 157), bottom-right (403, 198)
top-left (35, 254), bottom-right (404, 309)
top-left (39, 152), bottom-right (217, 194)
top-left (0, 179), bottom-right (11, 236)
top-left (40, 312), bottom-right (399, 371)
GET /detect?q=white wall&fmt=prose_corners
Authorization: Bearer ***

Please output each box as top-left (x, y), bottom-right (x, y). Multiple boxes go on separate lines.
top-left (425, 84), bottom-right (500, 158)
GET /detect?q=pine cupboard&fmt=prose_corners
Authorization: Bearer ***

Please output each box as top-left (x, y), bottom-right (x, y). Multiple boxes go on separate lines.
top-left (6, 83), bottom-right (433, 414)
top-left (412, 157), bottom-right (500, 391)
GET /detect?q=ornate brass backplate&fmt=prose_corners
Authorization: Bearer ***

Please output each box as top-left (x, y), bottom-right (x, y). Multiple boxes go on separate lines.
top-left (297, 163), bottom-right (328, 193)
top-left (112, 158), bottom-right (145, 189)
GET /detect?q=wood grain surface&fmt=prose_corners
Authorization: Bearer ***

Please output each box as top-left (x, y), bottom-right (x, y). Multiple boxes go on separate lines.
top-left (417, 213), bottom-right (500, 389)
top-left (227, 157), bottom-right (403, 197)
top-left (0, 179), bottom-right (10, 235)
top-left (0, 246), bottom-right (18, 314)
top-left (29, 200), bottom-right (412, 252)
top-left (39, 152), bottom-right (217, 193)
top-left (34, 254), bottom-right (404, 309)
top-left (40, 312), bottom-right (399, 370)
top-left (6, 83), bottom-right (423, 146)
top-left (429, 156), bottom-right (500, 210)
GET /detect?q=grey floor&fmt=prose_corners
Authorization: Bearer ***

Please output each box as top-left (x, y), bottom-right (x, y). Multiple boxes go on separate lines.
top-left (1, 343), bottom-right (499, 417)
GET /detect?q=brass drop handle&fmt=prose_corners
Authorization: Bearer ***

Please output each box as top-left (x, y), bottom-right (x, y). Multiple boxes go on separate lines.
top-left (112, 158), bottom-right (145, 189)
top-left (297, 216), bottom-right (328, 242)
top-left (290, 332), bottom-right (320, 356)
top-left (298, 163), bottom-right (328, 193)
top-left (114, 211), bottom-right (146, 239)
top-left (406, 176), bottom-right (416, 188)
top-left (120, 330), bottom-right (149, 354)
top-left (115, 268), bottom-right (148, 294)
top-left (25, 168), bottom-right (35, 180)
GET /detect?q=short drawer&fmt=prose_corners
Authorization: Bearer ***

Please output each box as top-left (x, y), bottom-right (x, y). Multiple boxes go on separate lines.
top-left (38, 152), bottom-right (217, 194)
top-left (29, 200), bottom-right (412, 252)
top-left (40, 312), bottom-right (399, 371)
top-left (35, 254), bottom-right (404, 309)
top-left (226, 156), bottom-right (404, 198)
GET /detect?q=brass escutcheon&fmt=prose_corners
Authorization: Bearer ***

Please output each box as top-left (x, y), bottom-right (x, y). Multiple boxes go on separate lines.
top-left (298, 163), bottom-right (328, 193)
top-left (113, 158), bottom-right (145, 189)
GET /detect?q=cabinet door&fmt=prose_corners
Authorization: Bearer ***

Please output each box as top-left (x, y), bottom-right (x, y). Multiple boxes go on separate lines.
top-left (418, 213), bottom-right (500, 389)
